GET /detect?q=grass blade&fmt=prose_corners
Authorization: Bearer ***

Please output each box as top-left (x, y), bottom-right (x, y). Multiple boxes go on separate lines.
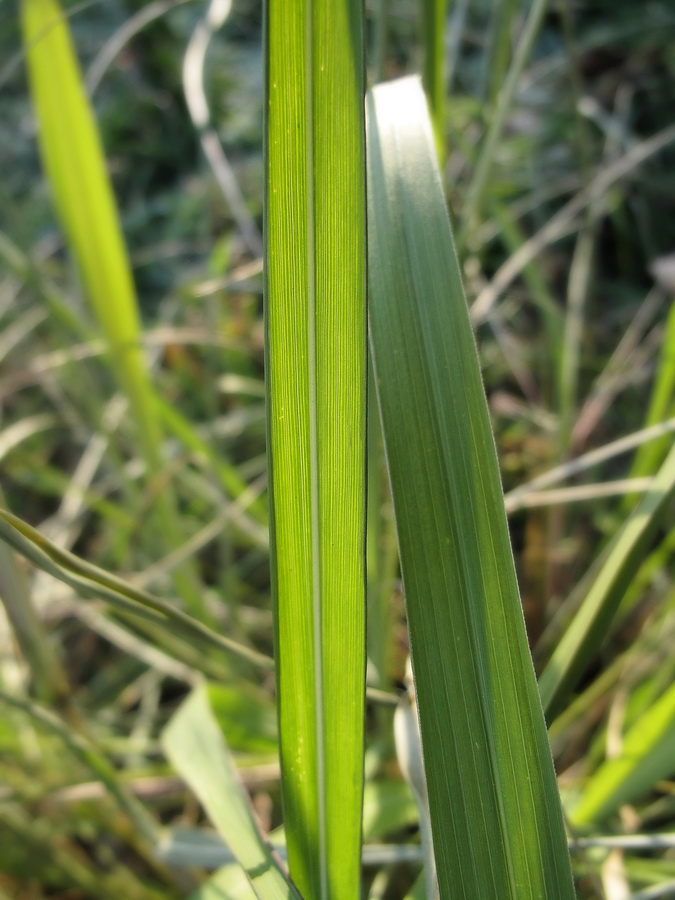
top-left (0, 506), bottom-right (273, 672)
top-left (420, 0), bottom-right (447, 159)
top-left (367, 76), bottom-right (574, 898)
top-left (0, 689), bottom-right (158, 846)
top-left (188, 865), bottom-right (257, 900)
top-left (539, 440), bottom-right (675, 720)
top-left (571, 681), bottom-right (675, 827)
top-left (21, 0), bottom-right (202, 612)
top-left (458, 0), bottom-right (550, 247)
top-left (264, 1), bottom-right (367, 896)
top-left (162, 686), bottom-right (301, 899)
top-left (0, 489), bottom-right (71, 707)
top-left (630, 299), bottom-right (675, 482)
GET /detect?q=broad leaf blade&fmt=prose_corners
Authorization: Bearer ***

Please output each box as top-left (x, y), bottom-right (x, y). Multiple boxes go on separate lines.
top-left (264, 1), bottom-right (366, 898)
top-left (367, 76), bottom-right (574, 899)
top-left (162, 686), bottom-right (300, 900)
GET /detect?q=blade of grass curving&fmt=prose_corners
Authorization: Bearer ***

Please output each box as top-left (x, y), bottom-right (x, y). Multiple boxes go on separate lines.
top-left (539, 440), bottom-right (675, 720)
top-left (0, 542), bottom-right (72, 707)
top-left (264, 0), bottom-right (366, 897)
top-left (20, 0), bottom-right (202, 613)
top-left (367, 76), bottom-right (574, 898)
top-left (0, 506), bottom-right (273, 672)
top-left (0, 488), bottom-right (71, 708)
top-left (162, 686), bottom-right (301, 900)
top-left (571, 681), bottom-right (675, 827)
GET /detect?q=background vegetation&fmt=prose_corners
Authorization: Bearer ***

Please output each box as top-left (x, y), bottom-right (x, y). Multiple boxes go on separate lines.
top-left (1, 0), bottom-right (674, 897)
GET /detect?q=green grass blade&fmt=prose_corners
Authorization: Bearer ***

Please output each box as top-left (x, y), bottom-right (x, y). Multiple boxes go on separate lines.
top-left (0, 506), bottom-right (273, 672)
top-left (0, 689), bottom-right (158, 846)
top-left (21, 0), bottom-right (202, 612)
top-left (539, 440), bottom-right (675, 720)
top-left (630, 299), bottom-right (675, 482)
top-left (162, 686), bottom-right (301, 900)
top-left (571, 681), bottom-right (675, 827)
top-left (366, 76), bottom-right (574, 899)
top-left (458, 0), bottom-right (550, 248)
top-left (156, 397), bottom-right (268, 529)
top-left (480, 0), bottom-right (520, 106)
top-left (420, 0), bottom-right (447, 159)
top-left (20, 0), bottom-right (151, 422)
top-left (0, 540), bottom-right (71, 705)
top-left (264, 1), bottom-right (366, 897)
top-left (189, 865), bottom-right (257, 900)
top-left (0, 488), bottom-right (71, 707)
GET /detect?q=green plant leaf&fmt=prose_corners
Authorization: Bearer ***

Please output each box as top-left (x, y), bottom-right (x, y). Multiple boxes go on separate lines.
top-left (21, 0), bottom-right (201, 612)
top-left (630, 299), bottom-right (675, 482)
top-left (367, 75), bottom-right (575, 899)
top-left (0, 689), bottom-right (158, 846)
top-left (264, 1), bottom-right (366, 898)
top-left (420, 0), bottom-right (447, 159)
top-left (0, 507), bottom-right (272, 672)
top-left (161, 686), bottom-right (300, 900)
top-left (539, 440), bottom-right (675, 720)
top-left (571, 681), bottom-right (675, 826)
top-left (20, 0), bottom-right (153, 438)
top-left (189, 864), bottom-right (257, 900)
top-left (362, 780), bottom-right (418, 843)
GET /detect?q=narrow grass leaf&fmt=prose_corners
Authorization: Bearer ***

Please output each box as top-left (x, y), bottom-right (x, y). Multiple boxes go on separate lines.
top-left (21, 0), bottom-right (201, 612)
top-left (458, 0), bottom-right (551, 247)
top-left (630, 300), bottom-right (675, 482)
top-left (264, 1), bottom-right (366, 898)
top-left (20, 0), bottom-right (154, 434)
top-left (0, 506), bottom-right (272, 671)
top-left (367, 76), bottom-right (574, 899)
top-left (189, 865), bottom-right (258, 900)
top-left (0, 689), bottom-right (158, 845)
top-left (0, 487), bottom-right (70, 706)
top-left (420, 0), bottom-right (447, 159)
top-left (539, 440), bottom-right (675, 720)
top-left (162, 686), bottom-right (300, 900)
top-left (571, 681), bottom-right (675, 826)
top-left (0, 540), bottom-right (70, 705)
